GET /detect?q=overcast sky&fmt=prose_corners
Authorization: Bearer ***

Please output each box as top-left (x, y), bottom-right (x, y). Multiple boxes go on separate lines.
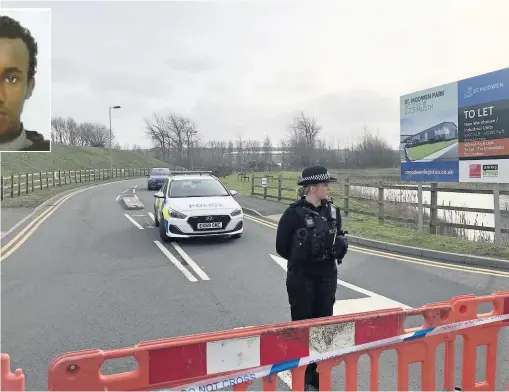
top-left (3, 0), bottom-right (509, 149)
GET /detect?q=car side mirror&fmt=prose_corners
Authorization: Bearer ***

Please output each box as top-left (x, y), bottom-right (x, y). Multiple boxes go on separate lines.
top-left (230, 189), bottom-right (238, 196)
top-left (154, 191), bottom-right (164, 198)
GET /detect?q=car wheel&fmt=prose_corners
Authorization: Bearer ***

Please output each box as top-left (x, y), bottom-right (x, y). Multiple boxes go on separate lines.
top-left (159, 215), bottom-right (172, 242)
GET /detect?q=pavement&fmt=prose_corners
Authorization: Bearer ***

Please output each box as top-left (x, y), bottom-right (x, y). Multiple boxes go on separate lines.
top-left (415, 142), bottom-right (458, 162)
top-left (1, 179), bottom-right (509, 390)
top-left (1, 207), bottom-right (34, 238)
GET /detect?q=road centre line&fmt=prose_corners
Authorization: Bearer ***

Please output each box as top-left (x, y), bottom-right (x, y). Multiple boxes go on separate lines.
top-left (153, 240), bottom-right (198, 282)
top-left (124, 214), bottom-right (144, 230)
top-left (171, 242), bottom-right (210, 281)
top-left (269, 254), bottom-right (410, 309)
top-left (243, 214), bottom-right (509, 278)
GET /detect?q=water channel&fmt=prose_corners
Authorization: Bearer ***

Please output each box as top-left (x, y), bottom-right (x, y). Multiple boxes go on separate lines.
top-left (349, 184), bottom-right (509, 243)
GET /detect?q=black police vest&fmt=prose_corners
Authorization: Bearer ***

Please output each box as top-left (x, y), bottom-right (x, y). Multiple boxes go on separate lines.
top-left (289, 205), bottom-right (338, 267)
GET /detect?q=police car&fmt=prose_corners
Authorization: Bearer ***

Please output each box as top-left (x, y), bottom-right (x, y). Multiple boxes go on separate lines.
top-left (147, 167), bottom-right (172, 190)
top-left (153, 171), bottom-right (243, 241)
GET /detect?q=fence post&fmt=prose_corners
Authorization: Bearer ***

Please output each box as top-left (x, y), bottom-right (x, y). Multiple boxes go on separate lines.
top-left (378, 182), bottom-right (384, 225)
top-left (58, 170), bottom-right (61, 187)
top-left (417, 184), bottom-right (423, 232)
top-left (493, 183), bottom-right (501, 245)
top-left (278, 175), bottom-right (282, 201)
top-left (17, 174), bottom-right (20, 196)
top-left (46, 172), bottom-right (49, 188)
top-left (25, 173), bottom-right (29, 194)
top-left (343, 178), bottom-right (350, 217)
top-left (263, 180), bottom-right (267, 199)
top-left (39, 172), bottom-right (42, 190)
top-left (31, 173), bottom-right (34, 192)
top-left (0, 176), bottom-right (3, 201)
top-left (429, 182), bottom-right (438, 234)
top-left (11, 175), bottom-right (14, 198)
top-left (251, 175), bottom-right (255, 195)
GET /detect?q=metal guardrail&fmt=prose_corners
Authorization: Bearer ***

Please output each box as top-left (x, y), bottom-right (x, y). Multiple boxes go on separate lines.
top-left (249, 174), bottom-right (509, 245)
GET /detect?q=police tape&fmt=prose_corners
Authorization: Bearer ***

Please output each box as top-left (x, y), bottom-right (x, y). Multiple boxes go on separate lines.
top-left (167, 313), bottom-right (509, 392)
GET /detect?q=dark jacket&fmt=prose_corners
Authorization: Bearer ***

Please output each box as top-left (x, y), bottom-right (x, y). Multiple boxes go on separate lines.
top-left (276, 198), bottom-right (342, 262)
top-left (22, 130), bottom-right (51, 151)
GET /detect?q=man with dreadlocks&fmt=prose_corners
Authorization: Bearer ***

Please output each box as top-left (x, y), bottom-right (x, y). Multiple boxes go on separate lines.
top-left (0, 14), bottom-right (49, 151)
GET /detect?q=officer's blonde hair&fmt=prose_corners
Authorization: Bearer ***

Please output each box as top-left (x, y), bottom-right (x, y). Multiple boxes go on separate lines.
top-left (296, 185), bottom-right (310, 198)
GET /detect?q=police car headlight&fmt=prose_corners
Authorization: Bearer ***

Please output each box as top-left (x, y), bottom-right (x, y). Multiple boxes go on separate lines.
top-left (169, 209), bottom-right (187, 219)
top-left (231, 208), bottom-right (242, 217)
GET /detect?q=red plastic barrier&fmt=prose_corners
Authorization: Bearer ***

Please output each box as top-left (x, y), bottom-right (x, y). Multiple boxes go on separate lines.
top-left (1, 354), bottom-right (24, 391)
top-left (2, 291), bottom-right (509, 391)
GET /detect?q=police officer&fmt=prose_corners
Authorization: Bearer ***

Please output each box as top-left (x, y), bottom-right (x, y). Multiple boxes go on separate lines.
top-left (276, 165), bottom-right (348, 390)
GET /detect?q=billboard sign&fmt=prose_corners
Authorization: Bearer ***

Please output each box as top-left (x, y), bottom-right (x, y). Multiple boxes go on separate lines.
top-left (400, 67), bottom-right (509, 182)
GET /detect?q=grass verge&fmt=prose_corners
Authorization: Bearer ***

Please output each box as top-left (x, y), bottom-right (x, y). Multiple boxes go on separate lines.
top-left (221, 171), bottom-right (509, 260)
top-left (0, 143), bottom-right (169, 176)
top-left (407, 139), bottom-right (457, 161)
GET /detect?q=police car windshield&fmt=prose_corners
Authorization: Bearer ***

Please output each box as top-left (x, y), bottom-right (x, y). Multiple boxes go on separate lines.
top-left (169, 179), bottom-right (229, 198)
top-left (150, 168), bottom-right (170, 176)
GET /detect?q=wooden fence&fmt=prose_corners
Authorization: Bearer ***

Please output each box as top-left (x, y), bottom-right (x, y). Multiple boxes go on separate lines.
top-left (0, 167), bottom-right (151, 201)
top-left (250, 175), bottom-right (509, 244)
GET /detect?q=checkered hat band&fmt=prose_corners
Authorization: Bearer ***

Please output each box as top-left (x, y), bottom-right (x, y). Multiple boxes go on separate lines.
top-left (301, 173), bottom-right (331, 182)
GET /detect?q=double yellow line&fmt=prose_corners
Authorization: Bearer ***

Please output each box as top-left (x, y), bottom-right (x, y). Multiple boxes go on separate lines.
top-left (1, 189), bottom-right (79, 262)
top-left (243, 214), bottom-right (509, 278)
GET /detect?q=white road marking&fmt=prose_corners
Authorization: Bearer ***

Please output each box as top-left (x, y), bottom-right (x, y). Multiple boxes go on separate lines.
top-left (171, 242), bottom-right (210, 281)
top-left (121, 189), bottom-right (129, 194)
top-left (124, 214), bottom-right (144, 230)
top-left (269, 253), bottom-right (410, 389)
top-left (148, 212), bottom-right (155, 222)
top-left (269, 254), bottom-right (410, 311)
top-left (154, 240), bottom-right (198, 282)
top-left (115, 195), bottom-right (120, 201)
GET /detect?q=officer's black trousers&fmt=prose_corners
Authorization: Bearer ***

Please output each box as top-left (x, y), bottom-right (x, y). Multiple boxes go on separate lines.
top-left (286, 266), bottom-right (338, 321)
top-left (286, 265), bottom-right (338, 388)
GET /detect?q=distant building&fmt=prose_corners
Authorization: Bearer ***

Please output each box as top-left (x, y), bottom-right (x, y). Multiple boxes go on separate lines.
top-left (402, 121), bottom-right (458, 144)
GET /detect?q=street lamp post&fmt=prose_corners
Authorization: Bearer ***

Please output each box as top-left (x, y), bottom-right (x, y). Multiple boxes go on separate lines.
top-left (109, 105), bottom-right (121, 176)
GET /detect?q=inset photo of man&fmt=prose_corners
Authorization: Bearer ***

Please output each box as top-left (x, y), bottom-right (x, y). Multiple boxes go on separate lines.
top-left (0, 8), bottom-right (51, 152)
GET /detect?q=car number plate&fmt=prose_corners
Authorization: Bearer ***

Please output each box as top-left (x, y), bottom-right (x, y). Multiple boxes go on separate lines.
top-left (197, 222), bottom-right (222, 229)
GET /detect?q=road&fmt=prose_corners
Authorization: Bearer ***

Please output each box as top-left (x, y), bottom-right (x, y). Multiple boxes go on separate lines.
top-left (1, 179), bottom-right (508, 391)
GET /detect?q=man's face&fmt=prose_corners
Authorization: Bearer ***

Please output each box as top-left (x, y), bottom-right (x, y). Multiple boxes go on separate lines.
top-left (310, 182), bottom-right (329, 200)
top-left (0, 37), bottom-right (35, 135)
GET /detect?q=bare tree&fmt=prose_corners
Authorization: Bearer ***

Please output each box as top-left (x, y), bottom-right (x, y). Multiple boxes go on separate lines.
top-left (291, 111), bottom-right (321, 148)
top-left (286, 111), bottom-right (322, 167)
top-left (144, 112), bottom-right (170, 159)
top-left (80, 122), bottom-right (111, 147)
top-left (262, 135), bottom-right (272, 163)
top-left (51, 116), bottom-right (66, 143)
top-left (183, 119), bottom-right (198, 169)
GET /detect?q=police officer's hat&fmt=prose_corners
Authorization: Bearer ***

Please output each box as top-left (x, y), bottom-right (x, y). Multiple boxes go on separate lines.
top-left (297, 165), bottom-right (337, 186)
